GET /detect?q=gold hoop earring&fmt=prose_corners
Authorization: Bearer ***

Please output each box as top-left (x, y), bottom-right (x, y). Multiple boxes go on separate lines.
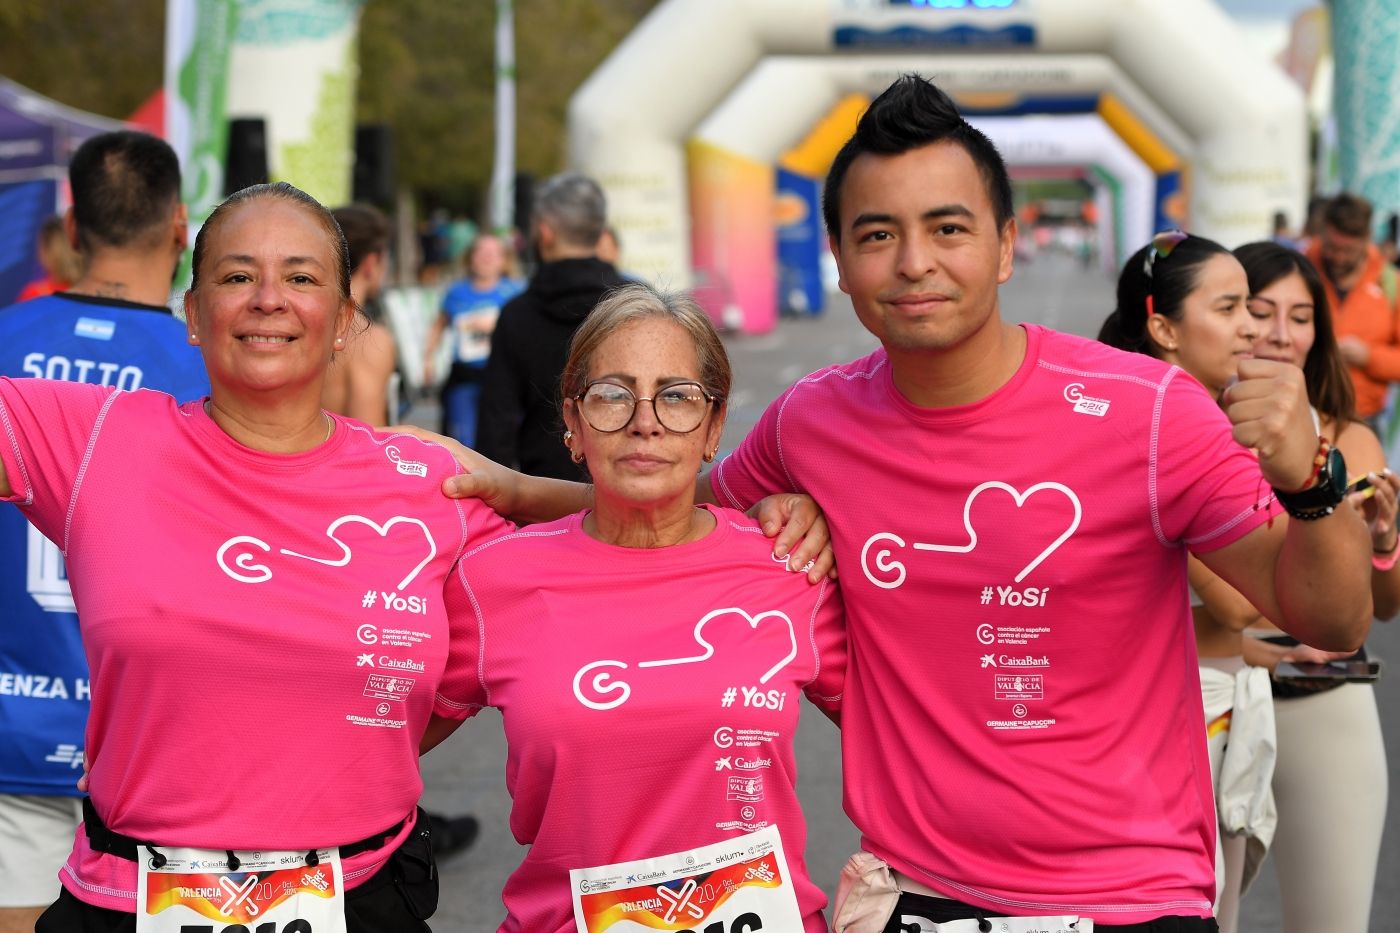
top-left (571, 450), bottom-right (584, 464)
top-left (703, 450), bottom-right (716, 463)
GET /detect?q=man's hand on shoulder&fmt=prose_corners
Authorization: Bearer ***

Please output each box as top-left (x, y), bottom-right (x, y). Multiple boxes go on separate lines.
top-left (389, 425), bottom-right (521, 518)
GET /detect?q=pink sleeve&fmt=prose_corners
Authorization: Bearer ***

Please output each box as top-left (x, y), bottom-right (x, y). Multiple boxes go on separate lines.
top-left (460, 495), bottom-right (515, 550)
top-left (1152, 371), bottom-right (1280, 552)
top-left (710, 385), bottom-right (801, 510)
top-left (802, 578), bottom-right (846, 719)
top-left (435, 560), bottom-right (489, 721)
top-left (0, 378), bottom-right (115, 546)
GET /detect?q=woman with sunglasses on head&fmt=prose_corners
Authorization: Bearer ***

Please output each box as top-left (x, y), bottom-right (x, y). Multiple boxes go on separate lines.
top-left (1099, 231), bottom-right (1278, 933)
top-left (1231, 241), bottom-right (1392, 933)
top-left (421, 283), bottom-right (846, 932)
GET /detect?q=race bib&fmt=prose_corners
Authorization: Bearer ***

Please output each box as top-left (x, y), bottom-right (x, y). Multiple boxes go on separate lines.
top-left (136, 847), bottom-right (347, 933)
top-left (917, 918), bottom-right (1093, 932)
top-left (571, 825), bottom-right (802, 932)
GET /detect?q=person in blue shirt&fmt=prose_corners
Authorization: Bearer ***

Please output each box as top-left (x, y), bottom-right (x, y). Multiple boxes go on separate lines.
top-left (422, 232), bottom-right (523, 447)
top-left (0, 131), bottom-right (208, 933)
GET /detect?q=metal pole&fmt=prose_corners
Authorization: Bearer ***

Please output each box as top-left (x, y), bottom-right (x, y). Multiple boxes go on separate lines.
top-left (489, 0), bottom-right (516, 234)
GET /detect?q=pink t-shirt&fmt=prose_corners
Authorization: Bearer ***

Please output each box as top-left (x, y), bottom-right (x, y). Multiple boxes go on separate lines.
top-left (0, 378), bottom-right (511, 911)
top-left (435, 505), bottom-right (846, 933)
top-left (712, 325), bottom-right (1281, 924)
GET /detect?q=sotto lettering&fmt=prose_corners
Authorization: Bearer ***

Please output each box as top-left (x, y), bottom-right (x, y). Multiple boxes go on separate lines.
top-left (681, 914), bottom-right (763, 933)
top-left (996, 585), bottom-right (1049, 608)
top-left (23, 352), bottom-right (142, 389)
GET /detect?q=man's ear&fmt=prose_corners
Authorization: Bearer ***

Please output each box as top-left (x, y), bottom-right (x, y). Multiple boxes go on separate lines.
top-left (173, 202), bottom-right (190, 254)
top-left (828, 234), bottom-right (849, 296)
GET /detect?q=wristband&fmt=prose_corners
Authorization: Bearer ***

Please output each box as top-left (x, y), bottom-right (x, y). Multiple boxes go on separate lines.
top-left (1374, 537), bottom-right (1400, 572)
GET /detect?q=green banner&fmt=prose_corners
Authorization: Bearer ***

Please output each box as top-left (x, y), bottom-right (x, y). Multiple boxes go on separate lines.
top-left (166, 0), bottom-right (240, 289)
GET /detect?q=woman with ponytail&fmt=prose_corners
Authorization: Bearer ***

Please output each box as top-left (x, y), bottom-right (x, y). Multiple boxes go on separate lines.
top-left (1099, 231), bottom-right (1270, 933)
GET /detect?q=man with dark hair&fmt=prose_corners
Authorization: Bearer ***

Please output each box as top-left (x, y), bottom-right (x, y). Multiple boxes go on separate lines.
top-left (711, 76), bottom-right (1372, 930)
top-left (446, 74), bottom-right (1373, 930)
top-left (1307, 191), bottom-right (1400, 420)
top-left (476, 172), bottom-right (626, 480)
top-left (322, 203), bottom-right (398, 425)
top-left (0, 130), bottom-right (208, 933)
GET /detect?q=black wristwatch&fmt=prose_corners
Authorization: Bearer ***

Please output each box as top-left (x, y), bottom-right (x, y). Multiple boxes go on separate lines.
top-left (1274, 446), bottom-right (1347, 520)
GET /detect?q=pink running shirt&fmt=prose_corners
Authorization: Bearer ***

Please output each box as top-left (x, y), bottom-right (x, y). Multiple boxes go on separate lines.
top-left (712, 324), bottom-right (1281, 924)
top-left (435, 505), bottom-right (845, 933)
top-left (0, 378), bottom-right (511, 911)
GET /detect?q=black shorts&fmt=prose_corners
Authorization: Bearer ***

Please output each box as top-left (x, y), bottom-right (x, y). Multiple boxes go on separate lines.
top-left (36, 816), bottom-right (438, 933)
top-left (883, 892), bottom-right (1219, 932)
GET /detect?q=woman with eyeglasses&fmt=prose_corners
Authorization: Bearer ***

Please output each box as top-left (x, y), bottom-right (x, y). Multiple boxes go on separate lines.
top-left (419, 283), bottom-right (845, 932)
top-left (1098, 231), bottom-right (1276, 933)
top-left (1231, 241), bottom-right (1392, 933)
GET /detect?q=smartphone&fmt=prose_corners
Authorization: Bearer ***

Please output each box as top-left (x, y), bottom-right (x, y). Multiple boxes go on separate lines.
top-left (1275, 659), bottom-right (1383, 682)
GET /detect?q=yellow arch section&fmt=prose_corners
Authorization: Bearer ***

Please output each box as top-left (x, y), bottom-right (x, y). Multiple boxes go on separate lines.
top-left (779, 93), bottom-right (869, 178)
top-left (1097, 93), bottom-right (1179, 174)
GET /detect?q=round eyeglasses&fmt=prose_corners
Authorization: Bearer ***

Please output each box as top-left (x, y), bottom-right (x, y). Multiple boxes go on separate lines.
top-left (573, 381), bottom-right (720, 434)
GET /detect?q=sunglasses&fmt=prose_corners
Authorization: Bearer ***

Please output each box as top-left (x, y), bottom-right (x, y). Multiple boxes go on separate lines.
top-left (1142, 229), bottom-right (1189, 317)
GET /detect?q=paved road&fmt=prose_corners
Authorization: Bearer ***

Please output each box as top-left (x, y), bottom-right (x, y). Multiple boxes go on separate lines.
top-left (418, 253), bottom-right (1397, 931)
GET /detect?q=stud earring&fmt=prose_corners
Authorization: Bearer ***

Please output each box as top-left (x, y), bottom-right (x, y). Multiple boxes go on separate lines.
top-left (563, 430), bottom-right (574, 446)
top-left (188, 333), bottom-right (199, 345)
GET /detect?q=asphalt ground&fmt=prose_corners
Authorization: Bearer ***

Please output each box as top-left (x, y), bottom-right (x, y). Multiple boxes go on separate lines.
top-left (415, 252), bottom-right (1397, 931)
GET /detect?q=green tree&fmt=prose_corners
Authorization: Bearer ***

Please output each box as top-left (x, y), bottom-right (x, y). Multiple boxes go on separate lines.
top-left (358, 0), bottom-right (659, 214)
top-left (0, 0), bottom-right (166, 120)
top-left (0, 0), bottom-right (659, 215)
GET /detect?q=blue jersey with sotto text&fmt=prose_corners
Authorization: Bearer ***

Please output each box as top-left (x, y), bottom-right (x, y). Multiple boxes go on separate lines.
top-left (0, 293), bottom-right (208, 794)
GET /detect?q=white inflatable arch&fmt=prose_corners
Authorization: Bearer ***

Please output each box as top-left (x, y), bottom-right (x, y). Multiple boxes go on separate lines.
top-left (570, 0), bottom-right (1305, 332)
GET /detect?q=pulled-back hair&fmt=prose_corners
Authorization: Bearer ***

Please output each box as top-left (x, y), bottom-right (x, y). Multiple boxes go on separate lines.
top-left (1233, 241), bottom-right (1356, 427)
top-left (69, 131), bottom-right (181, 254)
top-left (561, 284), bottom-right (731, 407)
top-left (1098, 233), bottom-right (1232, 358)
top-left (189, 182), bottom-right (351, 303)
top-left (822, 74), bottom-right (1014, 241)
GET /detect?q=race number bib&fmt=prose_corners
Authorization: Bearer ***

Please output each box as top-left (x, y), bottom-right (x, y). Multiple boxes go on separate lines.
top-left (136, 847), bottom-right (347, 933)
top-left (570, 826), bottom-right (802, 932)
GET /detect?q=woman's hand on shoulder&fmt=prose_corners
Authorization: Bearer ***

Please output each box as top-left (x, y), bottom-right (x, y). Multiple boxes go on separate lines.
top-left (390, 425), bottom-right (520, 518)
top-left (751, 493), bottom-right (836, 584)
